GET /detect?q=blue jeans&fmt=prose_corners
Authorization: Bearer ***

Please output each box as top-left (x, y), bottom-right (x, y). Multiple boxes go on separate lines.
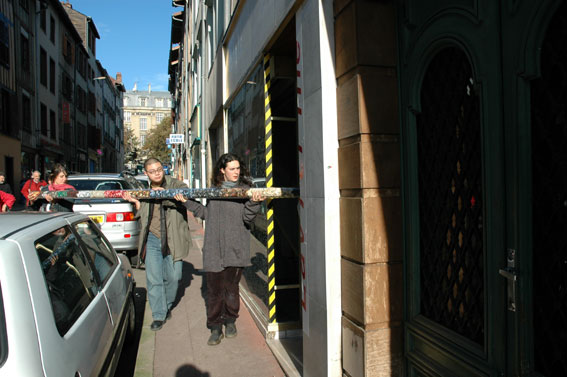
top-left (145, 233), bottom-right (179, 321)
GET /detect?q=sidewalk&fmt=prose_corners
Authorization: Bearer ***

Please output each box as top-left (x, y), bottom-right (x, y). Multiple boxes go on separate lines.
top-left (133, 213), bottom-right (286, 377)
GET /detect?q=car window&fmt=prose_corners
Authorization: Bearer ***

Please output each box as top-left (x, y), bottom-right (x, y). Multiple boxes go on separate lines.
top-left (68, 179), bottom-right (128, 190)
top-left (122, 174), bottom-right (143, 189)
top-left (0, 284), bottom-right (7, 368)
top-left (35, 226), bottom-right (97, 336)
top-left (74, 221), bottom-right (117, 284)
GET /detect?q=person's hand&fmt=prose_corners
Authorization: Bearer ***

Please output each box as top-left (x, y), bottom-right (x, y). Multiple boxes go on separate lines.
top-left (28, 191), bottom-right (40, 202)
top-left (122, 191), bottom-right (140, 210)
top-left (45, 194), bottom-right (53, 203)
top-left (122, 191), bottom-right (139, 204)
top-left (174, 193), bottom-right (187, 203)
top-left (1, 204), bottom-right (6, 212)
top-left (251, 191), bottom-right (265, 202)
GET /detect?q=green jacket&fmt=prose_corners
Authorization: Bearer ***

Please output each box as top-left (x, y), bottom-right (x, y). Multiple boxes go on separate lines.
top-left (136, 176), bottom-right (192, 261)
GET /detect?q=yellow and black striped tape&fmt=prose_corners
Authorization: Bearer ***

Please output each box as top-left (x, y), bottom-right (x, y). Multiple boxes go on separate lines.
top-left (264, 53), bottom-right (276, 323)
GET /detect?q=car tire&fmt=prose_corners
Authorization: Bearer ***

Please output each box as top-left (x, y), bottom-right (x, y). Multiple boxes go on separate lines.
top-left (125, 295), bottom-right (136, 344)
top-left (124, 250), bottom-right (139, 268)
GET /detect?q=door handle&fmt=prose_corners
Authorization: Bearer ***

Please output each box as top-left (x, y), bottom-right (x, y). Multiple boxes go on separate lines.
top-left (499, 249), bottom-right (517, 312)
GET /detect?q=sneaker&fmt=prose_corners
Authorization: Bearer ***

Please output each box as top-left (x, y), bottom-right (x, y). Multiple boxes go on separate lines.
top-left (207, 328), bottom-right (224, 346)
top-left (150, 320), bottom-right (165, 331)
top-left (225, 322), bottom-right (237, 338)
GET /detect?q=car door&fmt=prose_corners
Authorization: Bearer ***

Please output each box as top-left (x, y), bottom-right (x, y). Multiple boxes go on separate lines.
top-left (73, 219), bottom-right (129, 327)
top-left (26, 221), bottom-right (113, 377)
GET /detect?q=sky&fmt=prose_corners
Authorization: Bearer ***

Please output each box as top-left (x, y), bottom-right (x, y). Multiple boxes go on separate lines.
top-left (66, 0), bottom-right (178, 92)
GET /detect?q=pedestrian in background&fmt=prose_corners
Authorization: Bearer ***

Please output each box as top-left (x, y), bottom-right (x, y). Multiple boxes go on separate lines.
top-left (0, 190), bottom-right (15, 212)
top-left (178, 153), bottom-right (264, 346)
top-left (21, 170), bottom-right (47, 209)
top-left (29, 163), bottom-right (75, 212)
top-left (123, 157), bottom-right (193, 331)
top-left (0, 171), bottom-right (13, 195)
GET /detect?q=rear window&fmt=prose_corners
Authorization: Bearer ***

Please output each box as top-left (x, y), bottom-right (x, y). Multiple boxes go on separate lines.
top-left (68, 179), bottom-right (132, 191)
top-left (0, 284), bottom-right (7, 368)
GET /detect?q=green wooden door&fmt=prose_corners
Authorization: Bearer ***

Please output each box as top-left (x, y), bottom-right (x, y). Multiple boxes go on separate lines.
top-left (398, 0), bottom-right (567, 375)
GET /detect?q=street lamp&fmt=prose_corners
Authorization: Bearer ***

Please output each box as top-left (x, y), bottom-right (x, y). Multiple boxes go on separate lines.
top-left (93, 76), bottom-right (106, 81)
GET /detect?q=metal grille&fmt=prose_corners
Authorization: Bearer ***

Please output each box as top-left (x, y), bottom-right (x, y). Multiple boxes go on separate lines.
top-left (417, 47), bottom-right (485, 345)
top-left (531, 2), bottom-right (567, 374)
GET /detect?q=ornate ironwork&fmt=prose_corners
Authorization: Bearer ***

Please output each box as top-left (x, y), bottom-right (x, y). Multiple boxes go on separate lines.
top-left (531, 2), bottom-right (567, 374)
top-left (417, 47), bottom-right (484, 345)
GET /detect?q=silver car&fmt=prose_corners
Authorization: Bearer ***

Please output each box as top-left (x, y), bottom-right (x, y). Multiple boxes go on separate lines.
top-left (0, 212), bottom-right (135, 377)
top-left (67, 173), bottom-right (142, 263)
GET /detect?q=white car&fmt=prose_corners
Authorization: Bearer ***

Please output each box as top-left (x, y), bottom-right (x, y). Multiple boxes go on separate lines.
top-left (0, 212), bottom-right (135, 377)
top-left (67, 173), bottom-right (142, 264)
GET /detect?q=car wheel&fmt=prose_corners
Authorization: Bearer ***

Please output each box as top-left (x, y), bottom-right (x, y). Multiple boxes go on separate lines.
top-left (124, 250), bottom-right (139, 268)
top-left (125, 295), bottom-right (136, 343)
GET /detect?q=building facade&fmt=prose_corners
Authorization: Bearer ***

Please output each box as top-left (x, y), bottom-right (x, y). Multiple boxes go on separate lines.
top-left (0, 0), bottom-right (123, 201)
top-left (168, 0), bottom-right (567, 376)
top-left (122, 88), bottom-right (172, 169)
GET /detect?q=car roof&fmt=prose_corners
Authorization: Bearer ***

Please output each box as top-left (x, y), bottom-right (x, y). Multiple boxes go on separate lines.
top-left (0, 212), bottom-right (85, 239)
top-left (68, 173), bottom-right (124, 179)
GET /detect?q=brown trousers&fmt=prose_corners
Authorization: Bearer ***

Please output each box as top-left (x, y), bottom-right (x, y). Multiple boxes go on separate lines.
top-left (205, 267), bottom-right (243, 329)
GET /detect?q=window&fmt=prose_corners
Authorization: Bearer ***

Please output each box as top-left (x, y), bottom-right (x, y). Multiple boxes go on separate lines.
top-left (156, 112), bottom-right (164, 124)
top-left (0, 90), bottom-right (10, 134)
top-left (49, 109), bottom-right (56, 140)
top-left (40, 9), bottom-right (46, 32)
top-left (40, 48), bottom-right (47, 87)
top-left (62, 73), bottom-right (72, 100)
top-left (124, 111), bottom-right (131, 122)
top-left (50, 16), bottom-right (55, 43)
top-left (140, 97), bottom-right (147, 106)
top-left (0, 18), bottom-right (10, 68)
top-left (88, 91), bottom-right (96, 115)
top-left (123, 97), bottom-right (129, 106)
top-left (35, 226), bottom-right (97, 335)
top-left (20, 0), bottom-right (29, 12)
top-left (140, 135), bottom-right (146, 145)
top-left (140, 117), bottom-right (147, 130)
top-left (155, 98), bottom-right (164, 107)
top-left (74, 221), bottom-right (117, 284)
top-left (22, 94), bottom-right (31, 132)
top-left (62, 33), bottom-right (74, 65)
top-left (40, 103), bottom-right (47, 136)
top-left (21, 33), bottom-right (30, 72)
top-left (49, 58), bottom-right (55, 93)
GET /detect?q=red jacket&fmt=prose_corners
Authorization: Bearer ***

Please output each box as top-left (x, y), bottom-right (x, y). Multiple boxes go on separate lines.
top-left (21, 179), bottom-right (47, 205)
top-left (0, 191), bottom-right (15, 211)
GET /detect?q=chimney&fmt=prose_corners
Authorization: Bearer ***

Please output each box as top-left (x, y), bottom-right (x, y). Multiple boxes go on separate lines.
top-left (148, 83), bottom-right (151, 94)
top-left (62, 0), bottom-right (72, 8)
top-left (116, 72), bottom-right (123, 83)
top-left (133, 82), bottom-right (137, 91)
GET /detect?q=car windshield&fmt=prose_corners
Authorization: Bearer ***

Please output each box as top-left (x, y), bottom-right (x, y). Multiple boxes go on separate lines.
top-left (68, 179), bottom-right (131, 191)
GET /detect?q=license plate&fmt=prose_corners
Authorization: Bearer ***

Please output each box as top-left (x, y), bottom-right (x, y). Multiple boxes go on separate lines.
top-left (89, 215), bottom-right (104, 224)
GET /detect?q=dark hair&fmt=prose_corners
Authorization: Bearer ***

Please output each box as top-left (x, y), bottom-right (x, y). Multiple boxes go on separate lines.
top-left (212, 153), bottom-right (252, 187)
top-left (144, 157), bottom-right (163, 169)
top-left (0, 171), bottom-right (4, 177)
top-left (48, 163), bottom-right (68, 183)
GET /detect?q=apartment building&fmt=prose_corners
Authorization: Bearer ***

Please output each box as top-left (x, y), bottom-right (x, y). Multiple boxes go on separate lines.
top-left (123, 87), bottom-right (172, 163)
top-left (0, 0), bottom-right (124, 197)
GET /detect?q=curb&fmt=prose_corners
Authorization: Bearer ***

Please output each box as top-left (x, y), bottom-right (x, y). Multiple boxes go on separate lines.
top-left (133, 278), bottom-right (154, 377)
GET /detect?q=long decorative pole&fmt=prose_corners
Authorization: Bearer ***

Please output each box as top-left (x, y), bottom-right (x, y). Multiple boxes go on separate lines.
top-left (29, 187), bottom-right (299, 200)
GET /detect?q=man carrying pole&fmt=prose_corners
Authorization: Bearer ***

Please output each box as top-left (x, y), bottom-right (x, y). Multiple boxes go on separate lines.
top-left (123, 157), bottom-right (193, 331)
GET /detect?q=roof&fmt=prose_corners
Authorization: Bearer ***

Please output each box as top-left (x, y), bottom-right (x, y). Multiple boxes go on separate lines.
top-left (0, 212), bottom-right (76, 239)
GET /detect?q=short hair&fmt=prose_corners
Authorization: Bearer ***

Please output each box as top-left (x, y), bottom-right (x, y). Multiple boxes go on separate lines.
top-left (144, 158), bottom-right (162, 169)
top-left (0, 171), bottom-right (5, 177)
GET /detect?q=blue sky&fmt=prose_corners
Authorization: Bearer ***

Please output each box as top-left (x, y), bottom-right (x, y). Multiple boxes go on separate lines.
top-left (67, 0), bottom-right (177, 92)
